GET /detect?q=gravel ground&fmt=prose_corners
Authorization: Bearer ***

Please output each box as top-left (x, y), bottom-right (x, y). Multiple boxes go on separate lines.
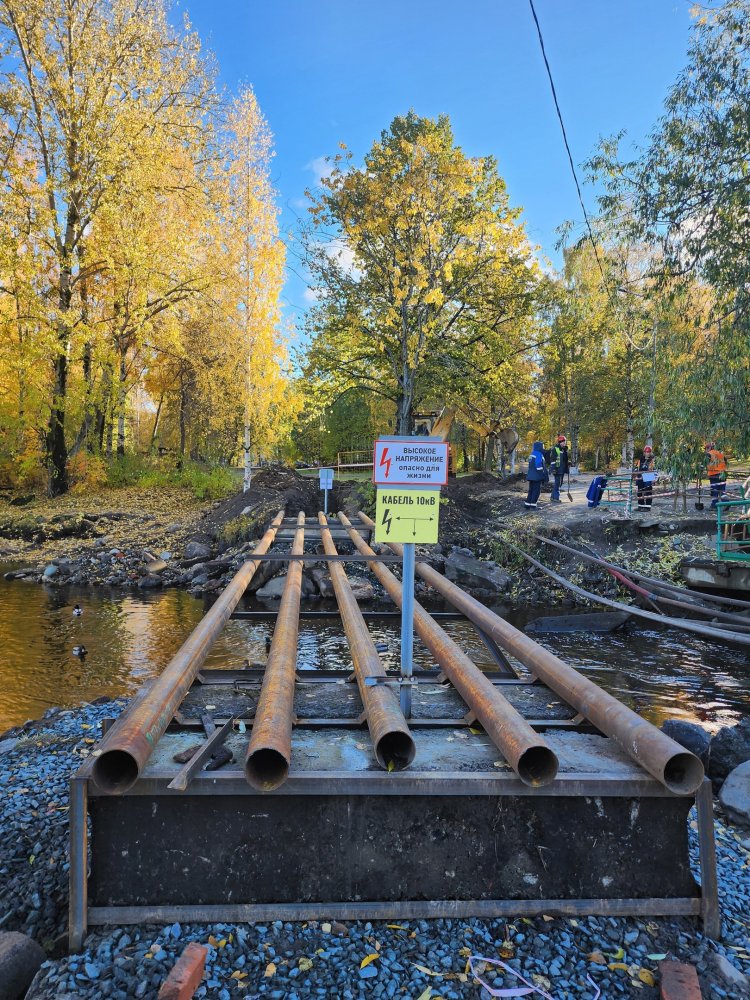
top-left (2, 703), bottom-right (750, 1000)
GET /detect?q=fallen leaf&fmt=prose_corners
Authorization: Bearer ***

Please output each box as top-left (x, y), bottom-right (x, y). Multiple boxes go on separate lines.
top-left (542, 914), bottom-right (554, 922)
top-left (230, 970), bottom-right (248, 980)
top-left (264, 962), bottom-right (276, 977)
top-left (647, 953), bottom-right (667, 961)
top-left (413, 963), bottom-right (442, 977)
top-left (416, 989), bottom-right (433, 1000)
top-left (498, 942), bottom-right (514, 958)
top-left (321, 922), bottom-right (332, 933)
top-left (638, 968), bottom-right (656, 987)
top-left (386, 924), bottom-right (408, 930)
top-left (208, 935), bottom-right (218, 946)
top-left (387, 760), bottom-right (395, 772)
top-left (458, 946), bottom-right (471, 957)
top-left (608, 962), bottom-right (629, 971)
top-left (298, 957), bottom-right (313, 972)
top-left (608, 947), bottom-right (625, 960)
top-left (360, 953), bottom-right (379, 969)
top-left (532, 974), bottom-right (552, 990)
top-left (587, 951), bottom-right (607, 965)
top-left (469, 727), bottom-right (482, 734)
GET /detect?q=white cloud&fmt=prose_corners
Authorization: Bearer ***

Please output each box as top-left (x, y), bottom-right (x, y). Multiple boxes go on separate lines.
top-left (303, 286), bottom-right (319, 304)
top-left (325, 240), bottom-right (358, 277)
top-left (305, 155), bottom-right (333, 186)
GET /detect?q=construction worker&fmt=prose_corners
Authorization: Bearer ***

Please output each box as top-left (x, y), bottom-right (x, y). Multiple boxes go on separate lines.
top-left (525, 441), bottom-right (547, 509)
top-left (550, 434), bottom-right (570, 503)
top-left (705, 442), bottom-right (728, 508)
top-left (635, 445), bottom-right (656, 510)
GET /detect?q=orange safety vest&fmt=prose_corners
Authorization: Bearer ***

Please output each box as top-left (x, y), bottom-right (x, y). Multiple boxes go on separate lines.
top-left (707, 449), bottom-right (727, 476)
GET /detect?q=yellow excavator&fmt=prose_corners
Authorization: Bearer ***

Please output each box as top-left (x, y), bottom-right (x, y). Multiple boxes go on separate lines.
top-left (413, 408), bottom-right (520, 475)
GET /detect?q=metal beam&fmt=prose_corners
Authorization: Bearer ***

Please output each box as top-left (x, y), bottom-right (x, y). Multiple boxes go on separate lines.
top-left (91, 511), bottom-right (286, 794)
top-left (357, 511), bottom-right (704, 797)
top-left (339, 513), bottom-right (558, 787)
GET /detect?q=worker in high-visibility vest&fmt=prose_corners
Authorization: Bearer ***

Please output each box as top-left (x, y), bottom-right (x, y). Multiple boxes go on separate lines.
top-left (705, 442), bottom-right (728, 508)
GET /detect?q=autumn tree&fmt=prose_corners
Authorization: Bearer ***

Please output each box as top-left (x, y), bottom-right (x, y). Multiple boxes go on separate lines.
top-left (303, 112), bottom-right (538, 434)
top-left (0, 0), bottom-right (217, 492)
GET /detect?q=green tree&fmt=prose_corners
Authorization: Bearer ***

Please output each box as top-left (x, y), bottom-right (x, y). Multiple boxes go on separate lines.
top-left (303, 112), bottom-right (538, 433)
top-left (590, 0), bottom-right (750, 456)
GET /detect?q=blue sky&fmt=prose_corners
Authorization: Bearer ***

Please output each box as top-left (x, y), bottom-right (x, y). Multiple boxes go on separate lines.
top-left (174, 0), bottom-right (697, 327)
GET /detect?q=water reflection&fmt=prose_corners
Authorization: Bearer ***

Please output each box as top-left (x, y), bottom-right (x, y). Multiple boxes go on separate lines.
top-left (1, 568), bottom-right (749, 734)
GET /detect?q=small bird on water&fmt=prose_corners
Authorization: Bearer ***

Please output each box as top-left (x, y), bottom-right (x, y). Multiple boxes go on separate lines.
top-left (73, 604), bottom-right (83, 617)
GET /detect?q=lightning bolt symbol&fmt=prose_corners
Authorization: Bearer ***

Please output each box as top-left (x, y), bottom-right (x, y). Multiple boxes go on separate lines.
top-left (379, 446), bottom-right (392, 479)
top-left (382, 507), bottom-right (393, 535)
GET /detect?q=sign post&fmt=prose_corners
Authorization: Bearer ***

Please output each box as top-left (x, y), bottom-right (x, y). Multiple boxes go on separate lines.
top-left (373, 437), bottom-right (448, 716)
top-left (318, 467), bottom-right (334, 515)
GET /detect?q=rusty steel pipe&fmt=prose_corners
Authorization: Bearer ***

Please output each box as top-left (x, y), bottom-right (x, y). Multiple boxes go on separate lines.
top-left (245, 512), bottom-right (306, 790)
top-left (357, 512), bottom-right (703, 795)
top-left (339, 513), bottom-right (558, 786)
top-left (91, 511), bottom-right (286, 794)
top-left (318, 514), bottom-right (415, 771)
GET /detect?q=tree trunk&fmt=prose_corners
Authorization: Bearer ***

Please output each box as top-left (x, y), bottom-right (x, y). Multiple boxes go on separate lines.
top-left (47, 266), bottom-right (72, 495)
top-left (179, 379), bottom-right (187, 457)
top-left (116, 349), bottom-right (127, 456)
top-left (483, 432), bottom-right (496, 472)
top-left (150, 394), bottom-right (164, 452)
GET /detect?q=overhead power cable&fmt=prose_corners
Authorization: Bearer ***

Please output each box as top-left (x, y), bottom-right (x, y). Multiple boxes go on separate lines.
top-left (527, 0), bottom-right (607, 286)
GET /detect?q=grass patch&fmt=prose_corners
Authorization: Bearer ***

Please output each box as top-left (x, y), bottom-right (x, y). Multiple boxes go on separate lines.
top-left (106, 456), bottom-right (236, 501)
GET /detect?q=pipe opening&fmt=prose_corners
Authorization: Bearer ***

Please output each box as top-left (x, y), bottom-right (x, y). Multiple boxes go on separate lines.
top-left (516, 745), bottom-right (559, 787)
top-left (92, 749), bottom-right (139, 794)
top-left (663, 752), bottom-right (704, 795)
top-left (375, 731), bottom-right (416, 771)
top-left (245, 748), bottom-right (290, 791)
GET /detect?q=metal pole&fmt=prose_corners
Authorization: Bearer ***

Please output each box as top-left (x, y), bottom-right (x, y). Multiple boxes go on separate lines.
top-left (357, 511), bottom-right (704, 795)
top-left (324, 488), bottom-right (328, 516)
top-left (245, 512), bottom-right (306, 790)
top-left (318, 513), bottom-right (415, 771)
top-left (340, 513), bottom-right (558, 786)
top-left (92, 511), bottom-right (286, 794)
top-left (400, 543), bottom-right (415, 717)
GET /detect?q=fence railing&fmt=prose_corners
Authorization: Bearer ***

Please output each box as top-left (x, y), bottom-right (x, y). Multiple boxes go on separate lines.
top-left (717, 499), bottom-right (750, 562)
top-left (336, 450), bottom-right (374, 475)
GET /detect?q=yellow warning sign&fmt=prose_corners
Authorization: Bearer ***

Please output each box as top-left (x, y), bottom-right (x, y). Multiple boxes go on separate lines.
top-left (375, 488), bottom-right (440, 544)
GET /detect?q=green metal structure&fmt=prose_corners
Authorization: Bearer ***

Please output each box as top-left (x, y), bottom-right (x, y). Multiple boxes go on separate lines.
top-left (716, 499), bottom-right (750, 562)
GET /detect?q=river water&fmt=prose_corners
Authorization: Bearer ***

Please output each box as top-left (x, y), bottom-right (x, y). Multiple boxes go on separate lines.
top-left (1, 569), bottom-right (749, 734)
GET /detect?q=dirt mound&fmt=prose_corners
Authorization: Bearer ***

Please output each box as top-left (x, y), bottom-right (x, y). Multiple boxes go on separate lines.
top-left (201, 465), bottom-right (369, 544)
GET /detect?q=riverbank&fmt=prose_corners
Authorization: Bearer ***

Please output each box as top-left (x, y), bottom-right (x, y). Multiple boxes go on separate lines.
top-left (1, 701), bottom-right (749, 999)
top-left (0, 469), bottom-right (721, 610)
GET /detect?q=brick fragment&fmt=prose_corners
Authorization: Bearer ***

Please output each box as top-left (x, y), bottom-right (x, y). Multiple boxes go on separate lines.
top-left (660, 959), bottom-right (702, 1000)
top-left (158, 942), bottom-right (208, 1000)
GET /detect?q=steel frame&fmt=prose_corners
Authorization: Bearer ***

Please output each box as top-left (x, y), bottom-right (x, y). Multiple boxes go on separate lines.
top-left (68, 513), bottom-right (720, 950)
top-left (69, 766), bottom-right (720, 948)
